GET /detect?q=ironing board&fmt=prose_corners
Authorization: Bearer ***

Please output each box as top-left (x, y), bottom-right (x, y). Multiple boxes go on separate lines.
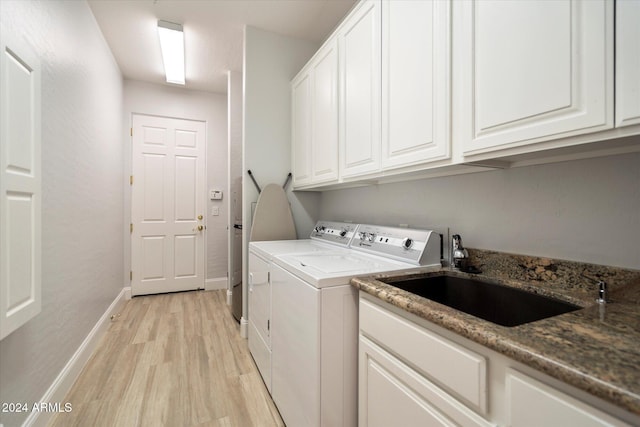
top-left (249, 183), bottom-right (297, 242)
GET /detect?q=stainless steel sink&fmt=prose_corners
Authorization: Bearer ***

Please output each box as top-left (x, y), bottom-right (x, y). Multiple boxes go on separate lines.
top-left (384, 274), bottom-right (581, 327)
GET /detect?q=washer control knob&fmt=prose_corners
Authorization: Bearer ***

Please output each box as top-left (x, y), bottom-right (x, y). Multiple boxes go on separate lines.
top-left (366, 233), bottom-right (376, 242)
top-left (339, 228), bottom-right (348, 237)
top-left (402, 237), bottom-right (413, 249)
top-left (358, 231), bottom-right (366, 240)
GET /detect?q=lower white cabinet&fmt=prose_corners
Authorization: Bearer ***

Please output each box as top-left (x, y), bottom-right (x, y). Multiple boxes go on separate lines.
top-left (359, 336), bottom-right (492, 427)
top-left (359, 297), bottom-right (493, 427)
top-left (506, 369), bottom-right (630, 427)
top-left (359, 293), bottom-right (636, 427)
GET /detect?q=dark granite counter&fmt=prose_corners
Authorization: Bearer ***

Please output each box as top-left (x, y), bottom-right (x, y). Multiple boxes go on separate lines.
top-left (351, 249), bottom-right (640, 417)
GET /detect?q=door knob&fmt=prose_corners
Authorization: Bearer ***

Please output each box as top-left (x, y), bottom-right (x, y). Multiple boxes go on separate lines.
top-left (198, 215), bottom-right (203, 220)
top-left (197, 225), bottom-right (204, 231)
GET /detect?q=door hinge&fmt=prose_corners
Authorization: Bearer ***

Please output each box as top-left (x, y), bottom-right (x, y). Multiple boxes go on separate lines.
top-left (268, 272), bottom-right (270, 282)
top-left (130, 127), bottom-right (133, 136)
top-left (130, 175), bottom-right (133, 185)
top-left (130, 223), bottom-right (133, 233)
top-left (130, 271), bottom-right (133, 281)
top-left (267, 320), bottom-right (270, 331)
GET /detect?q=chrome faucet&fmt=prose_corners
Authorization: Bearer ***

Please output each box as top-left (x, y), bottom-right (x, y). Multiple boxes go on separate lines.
top-left (583, 273), bottom-right (607, 304)
top-left (451, 234), bottom-right (469, 269)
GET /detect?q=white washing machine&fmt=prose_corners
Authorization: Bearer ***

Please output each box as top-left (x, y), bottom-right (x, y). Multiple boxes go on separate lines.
top-left (269, 224), bottom-right (443, 427)
top-left (247, 221), bottom-right (359, 393)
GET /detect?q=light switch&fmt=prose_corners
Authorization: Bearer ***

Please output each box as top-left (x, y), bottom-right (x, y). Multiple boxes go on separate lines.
top-left (210, 190), bottom-right (223, 200)
top-left (211, 207), bottom-right (219, 216)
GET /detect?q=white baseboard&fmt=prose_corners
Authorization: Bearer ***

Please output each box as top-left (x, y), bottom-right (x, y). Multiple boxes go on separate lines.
top-left (205, 276), bottom-right (228, 291)
top-left (23, 287), bottom-right (129, 427)
top-left (226, 289), bottom-right (233, 306)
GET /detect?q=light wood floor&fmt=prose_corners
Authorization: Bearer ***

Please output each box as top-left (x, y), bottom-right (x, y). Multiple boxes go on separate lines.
top-left (49, 290), bottom-right (284, 427)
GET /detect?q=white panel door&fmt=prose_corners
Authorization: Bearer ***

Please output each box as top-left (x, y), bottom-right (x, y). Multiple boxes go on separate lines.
top-left (460, 0), bottom-right (613, 156)
top-left (616, 0), bottom-right (640, 127)
top-left (131, 115), bottom-right (206, 296)
top-left (382, 0), bottom-right (451, 170)
top-left (291, 73), bottom-right (312, 186)
top-left (0, 31), bottom-right (42, 340)
top-left (339, 0), bottom-right (381, 179)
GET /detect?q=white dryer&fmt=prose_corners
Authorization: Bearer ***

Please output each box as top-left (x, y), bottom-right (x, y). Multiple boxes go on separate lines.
top-left (270, 224), bottom-right (443, 427)
top-left (247, 221), bottom-right (359, 393)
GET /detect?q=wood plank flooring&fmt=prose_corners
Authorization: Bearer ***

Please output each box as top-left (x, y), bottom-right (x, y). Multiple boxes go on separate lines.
top-left (49, 290), bottom-right (284, 427)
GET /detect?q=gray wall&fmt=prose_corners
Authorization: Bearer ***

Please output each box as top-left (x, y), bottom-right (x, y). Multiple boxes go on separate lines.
top-left (242, 26), bottom-right (321, 325)
top-left (122, 80), bottom-right (228, 285)
top-left (319, 153), bottom-right (640, 269)
top-left (0, 1), bottom-right (124, 426)
top-left (227, 71), bottom-right (243, 293)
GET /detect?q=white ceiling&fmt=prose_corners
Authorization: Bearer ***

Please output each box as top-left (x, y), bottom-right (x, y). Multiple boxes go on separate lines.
top-left (88, 0), bottom-right (356, 93)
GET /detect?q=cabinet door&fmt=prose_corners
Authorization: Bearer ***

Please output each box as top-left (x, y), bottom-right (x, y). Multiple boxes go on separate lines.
top-left (311, 39), bottom-right (339, 183)
top-left (359, 335), bottom-right (493, 427)
top-left (382, 0), bottom-right (451, 170)
top-left (360, 337), bottom-right (455, 427)
top-left (616, 0), bottom-right (640, 127)
top-left (460, 0), bottom-right (613, 156)
top-left (291, 73), bottom-right (312, 186)
top-left (339, 0), bottom-right (381, 179)
top-left (506, 369), bottom-right (629, 427)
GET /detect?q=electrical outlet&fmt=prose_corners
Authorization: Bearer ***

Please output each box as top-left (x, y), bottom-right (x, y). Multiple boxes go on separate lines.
top-left (212, 207), bottom-right (219, 216)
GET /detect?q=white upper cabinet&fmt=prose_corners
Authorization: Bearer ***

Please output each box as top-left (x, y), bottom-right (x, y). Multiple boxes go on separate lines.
top-left (310, 40), bottom-right (339, 184)
top-left (291, 72), bottom-right (312, 186)
top-left (616, 0), bottom-right (640, 127)
top-left (381, 0), bottom-right (451, 170)
top-left (291, 40), bottom-right (339, 188)
top-left (459, 0), bottom-right (614, 157)
top-left (338, 0), bottom-right (381, 179)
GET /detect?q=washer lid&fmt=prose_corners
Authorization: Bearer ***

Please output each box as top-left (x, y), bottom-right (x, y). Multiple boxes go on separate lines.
top-left (249, 239), bottom-right (345, 260)
top-left (275, 250), bottom-right (423, 288)
top-left (294, 253), bottom-right (403, 274)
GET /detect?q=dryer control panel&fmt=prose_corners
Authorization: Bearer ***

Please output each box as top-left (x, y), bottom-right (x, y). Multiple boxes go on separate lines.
top-left (309, 221), bottom-right (359, 247)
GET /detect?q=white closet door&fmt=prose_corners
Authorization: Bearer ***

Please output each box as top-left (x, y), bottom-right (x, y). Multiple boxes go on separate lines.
top-left (1, 31), bottom-right (42, 340)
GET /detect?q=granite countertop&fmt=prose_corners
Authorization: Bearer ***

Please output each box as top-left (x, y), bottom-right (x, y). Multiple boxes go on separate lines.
top-left (351, 249), bottom-right (640, 417)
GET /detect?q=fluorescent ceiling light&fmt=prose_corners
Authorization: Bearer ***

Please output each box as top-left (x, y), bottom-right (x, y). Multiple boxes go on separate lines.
top-left (157, 20), bottom-right (185, 85)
